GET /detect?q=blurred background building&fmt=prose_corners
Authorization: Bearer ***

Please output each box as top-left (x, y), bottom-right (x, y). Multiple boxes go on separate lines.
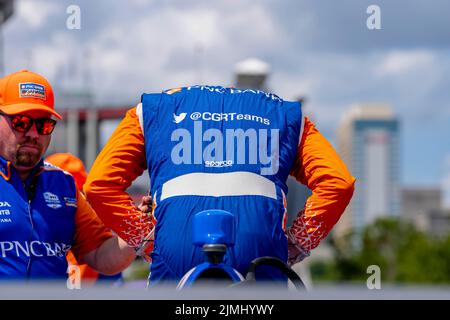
top-left (402, 187), bottom-right (442, 231)
top-left (402, 187), bottom-right (450, 237)
top-left (234, 58), bottom-right (270, 92)
top-left (335, 105), bottom-right (401, 237)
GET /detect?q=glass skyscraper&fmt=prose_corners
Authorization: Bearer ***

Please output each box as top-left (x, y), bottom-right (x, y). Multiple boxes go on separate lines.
top-left (336, 105), bottom-right (401, 236)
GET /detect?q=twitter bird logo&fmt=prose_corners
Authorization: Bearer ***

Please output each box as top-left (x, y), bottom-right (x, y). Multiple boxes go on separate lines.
top-left (173, 112), bottom-right (187, 123)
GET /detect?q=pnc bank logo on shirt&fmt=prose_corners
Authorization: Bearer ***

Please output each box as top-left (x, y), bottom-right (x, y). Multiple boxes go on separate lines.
top-left (0, 240), bottom-right (71, 258)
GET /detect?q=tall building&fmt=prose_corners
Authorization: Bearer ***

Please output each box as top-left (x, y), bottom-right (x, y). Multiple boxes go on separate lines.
top-left (335, 105), bottom-right (401, 236)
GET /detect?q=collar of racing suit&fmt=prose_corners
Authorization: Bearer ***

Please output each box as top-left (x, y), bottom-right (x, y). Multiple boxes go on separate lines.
top-left (0, 155), bottom-right (44, 184)
top-left (0, 156), bottom-right (11, 181)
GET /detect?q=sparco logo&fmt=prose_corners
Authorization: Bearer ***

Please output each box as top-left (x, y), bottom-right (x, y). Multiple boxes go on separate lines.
top-left (0, 241), bottom-right (71, 258)
top-left (205, 160), bottom-right (233, 168)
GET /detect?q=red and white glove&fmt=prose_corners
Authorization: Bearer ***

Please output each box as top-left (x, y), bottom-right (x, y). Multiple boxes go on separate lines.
top-left (134, 225), bottom-right (155, 262)
top-left (286, 228), bottom-right (310, 267)
top-left (121, 195), bottom-right (156, 262)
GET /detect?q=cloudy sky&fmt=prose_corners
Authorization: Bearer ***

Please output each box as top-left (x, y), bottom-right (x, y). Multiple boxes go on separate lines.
top-left (3, 0), bottom-right (450, 205)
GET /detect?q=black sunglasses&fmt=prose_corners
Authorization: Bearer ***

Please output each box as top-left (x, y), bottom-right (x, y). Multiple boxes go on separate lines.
top-left (0, 112), bottom-right (57, 135)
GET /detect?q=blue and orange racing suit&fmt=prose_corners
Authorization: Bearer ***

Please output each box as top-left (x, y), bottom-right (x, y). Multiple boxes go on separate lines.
top-left (84, 86), bottom-right (355, 283)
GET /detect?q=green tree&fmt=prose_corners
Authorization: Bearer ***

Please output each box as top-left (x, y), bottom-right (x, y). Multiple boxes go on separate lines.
top-left (311, 217), bottom-right (450, 284)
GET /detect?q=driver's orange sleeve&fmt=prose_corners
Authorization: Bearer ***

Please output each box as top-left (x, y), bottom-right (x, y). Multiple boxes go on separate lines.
top-left (289, 117), bottom-right (356, 253)
top-left (84, 107), bottom-right (154, 250)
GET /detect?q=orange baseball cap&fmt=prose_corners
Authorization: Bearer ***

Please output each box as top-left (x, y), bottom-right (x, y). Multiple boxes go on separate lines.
top-left (0, 70), bottom-right (62, 119)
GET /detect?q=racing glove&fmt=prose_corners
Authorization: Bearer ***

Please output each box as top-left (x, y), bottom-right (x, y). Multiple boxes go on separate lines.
top-left (286, 228), bottom-right (310, 266)
top-left (128, 195), bottom-right (156, 261)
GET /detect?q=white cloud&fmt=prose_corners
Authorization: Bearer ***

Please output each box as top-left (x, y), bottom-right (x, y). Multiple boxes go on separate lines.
top-left (170, 9), bottom-right (221, 47)
top-left (224, 5), bottom-right (284, 45)
top-left (84, 7), bottom-right (223, 103)
top-left (30, 46), bottom-right (69, 79)
top-left (70, 3), bottom-right (288, 105)
top-left (376, 50), bottom-right (435, 76)
top-left (6, 1), bottom-right (292, 104)
top-left (129, 0), bottom-right (153, 6)
top-left (18, 0), bottom-right (60, 28)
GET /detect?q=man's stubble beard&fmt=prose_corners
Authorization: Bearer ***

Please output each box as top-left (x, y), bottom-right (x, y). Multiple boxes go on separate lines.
top-left (15, 148), bottom-right (42, 168)
top-left (15, 138), bottom-right (45, 168)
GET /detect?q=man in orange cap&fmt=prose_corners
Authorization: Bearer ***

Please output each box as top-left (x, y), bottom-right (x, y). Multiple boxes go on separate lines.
top-left (0, 70), bottom-right (141, 280)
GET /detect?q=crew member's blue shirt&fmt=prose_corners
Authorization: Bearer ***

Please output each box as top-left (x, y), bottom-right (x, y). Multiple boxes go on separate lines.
top-left (0, 156), bottom-right (77, 279)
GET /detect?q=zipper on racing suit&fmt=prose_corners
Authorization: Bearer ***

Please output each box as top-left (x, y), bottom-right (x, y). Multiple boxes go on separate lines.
top-left (26, 198), bottom-right (34, 278)
top-left (25, 175), bottom-right (38, 279)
